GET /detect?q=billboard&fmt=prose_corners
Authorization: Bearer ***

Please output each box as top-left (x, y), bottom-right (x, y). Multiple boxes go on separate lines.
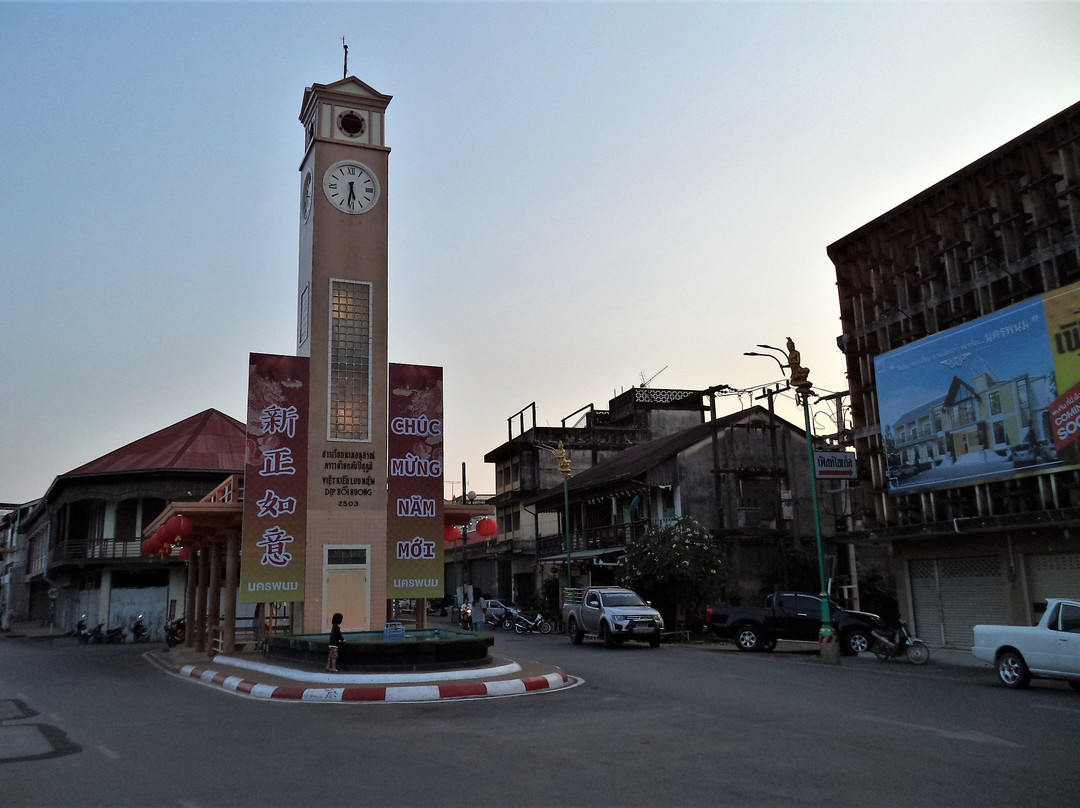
top-left (240, 354), bottom-right (309, 602)
top-left (874, 281), bottom-right (1080, 493)
top-left (386, 363), bottom-right (444, 599)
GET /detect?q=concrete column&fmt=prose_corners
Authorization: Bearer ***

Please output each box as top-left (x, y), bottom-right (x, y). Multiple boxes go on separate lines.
top-left (207, 542), bottom-right (222, 655)
top-left (223, 532), bottom-right (239, 653)
top-left (184, 555), bottom-right (197, 649)
top-left (195, 547), bottom-right (209, 653)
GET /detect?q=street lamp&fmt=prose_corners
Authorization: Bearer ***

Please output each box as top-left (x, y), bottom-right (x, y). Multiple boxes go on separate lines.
top-left (749, 340), bottom-right (839, 664)
top-left (538, 442), bottom-right (573, 590)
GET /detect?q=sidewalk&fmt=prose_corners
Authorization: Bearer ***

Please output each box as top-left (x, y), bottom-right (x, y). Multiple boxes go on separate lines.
top-left (696, 635), bottom-right (985, 669)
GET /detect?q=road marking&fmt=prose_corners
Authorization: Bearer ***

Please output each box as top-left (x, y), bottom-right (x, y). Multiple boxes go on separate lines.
top-left (96, 744), bottom-right (118, 758)
top-left (853, 714), bottom-right (1021, 747)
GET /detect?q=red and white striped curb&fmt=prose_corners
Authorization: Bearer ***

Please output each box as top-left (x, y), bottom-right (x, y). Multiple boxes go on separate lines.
top-left (175, 663), bottom-right (570, 702)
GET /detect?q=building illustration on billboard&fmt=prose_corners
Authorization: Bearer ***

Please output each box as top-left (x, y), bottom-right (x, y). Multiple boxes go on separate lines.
top-left (875, 281), bottom-right (1080, 493)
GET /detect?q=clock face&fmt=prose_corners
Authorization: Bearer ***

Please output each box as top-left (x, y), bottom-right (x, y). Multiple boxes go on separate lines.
top-left (322, 160), bottom-right (380, 215)
top-left (300, 171), bottom-right (313, 222)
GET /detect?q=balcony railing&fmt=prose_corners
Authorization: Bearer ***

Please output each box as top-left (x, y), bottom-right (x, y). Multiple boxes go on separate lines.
top-left (49, 536), bottom-right (160, 566)
top-left (536, 518), bottom-right (677, 559)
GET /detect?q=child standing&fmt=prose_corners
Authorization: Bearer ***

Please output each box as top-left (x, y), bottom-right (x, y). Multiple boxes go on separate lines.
top-left (327, 612), bottom-right (344, 672)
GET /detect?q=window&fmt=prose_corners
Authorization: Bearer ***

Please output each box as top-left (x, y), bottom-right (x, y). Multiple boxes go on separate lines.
top-left (327, 548), bottom-right (367, 566)
top-left (298, 285), bottom-right (311, 348)
top-left (989, 391), bottom-right (1002, 416)
top-left (329, 280), bottom-right (372, 441)
top-left (796, 595), bottom-right (821, 619)
top-left (115, 499), bottom-right (138, 540)
top-left (993, 422), bottom-right (1006, 444)
top-left (1059, 603), bottom-right (1080, 633)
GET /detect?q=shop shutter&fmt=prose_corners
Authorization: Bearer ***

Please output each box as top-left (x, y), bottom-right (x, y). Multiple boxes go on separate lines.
top-left (937, 556), bottom-right (1007, 648)
top-left (910, 559), bottom-right (944, 645)
top-left (908, 555), bottom-right (1008, 648)
top-left (1025, 553), bottom-right (1080, 607)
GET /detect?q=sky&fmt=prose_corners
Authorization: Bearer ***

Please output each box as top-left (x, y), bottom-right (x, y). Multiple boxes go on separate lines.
top-left (2, 1), bottom-right (1080, 505)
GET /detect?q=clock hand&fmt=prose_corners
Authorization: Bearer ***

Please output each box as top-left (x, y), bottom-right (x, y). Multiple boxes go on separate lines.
top-left (347, 181), bottom-right (357, 208)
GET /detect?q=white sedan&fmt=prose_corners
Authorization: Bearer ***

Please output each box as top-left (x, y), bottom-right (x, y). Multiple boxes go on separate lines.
top-left (972, 598), bottom-right (1080, 690)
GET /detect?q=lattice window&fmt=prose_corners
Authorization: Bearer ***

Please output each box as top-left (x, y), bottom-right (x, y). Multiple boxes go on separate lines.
top-left (328, 280), bottom-right (372, 441)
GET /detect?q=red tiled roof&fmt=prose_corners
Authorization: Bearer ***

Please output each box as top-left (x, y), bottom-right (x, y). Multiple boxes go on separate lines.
top-left (65, 409), bottom-right (246, 477)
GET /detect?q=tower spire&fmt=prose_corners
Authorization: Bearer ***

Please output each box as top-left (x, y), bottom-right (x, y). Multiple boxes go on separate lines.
top-left (342, 36), bottom-right (348, 79)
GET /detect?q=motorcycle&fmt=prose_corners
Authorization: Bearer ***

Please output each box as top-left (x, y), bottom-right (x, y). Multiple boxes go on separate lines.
top-left (106, 624), bottom-right (127, 644)
top-left (87, 622), bottom-right (106, 644)
top-left (75, 615), bottom-right (91, 644)
top-left (458, 603), bottom-right (473, 630)
top-left (487, 607), bottom-right (517, 631)
top-left (131, 614), bottom-right (149, 643)
top-left (513, 611), bottom-right (554, 635)
top-left (165, 616), bottom-right (186, 648)
top-left (870, 620), bottom-right (929, 664)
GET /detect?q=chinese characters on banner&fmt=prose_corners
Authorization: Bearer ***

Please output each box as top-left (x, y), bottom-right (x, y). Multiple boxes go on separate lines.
top-left (387, 363), bottom-right (444, 598)
top-left (240, 353), bottom-right (309, 603)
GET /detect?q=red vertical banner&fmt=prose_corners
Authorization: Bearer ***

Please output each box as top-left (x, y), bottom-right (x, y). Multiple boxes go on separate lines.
top-left (240, 353), bottom-right (309, 603)
top-left (387, 363), bottom-right (444, 599)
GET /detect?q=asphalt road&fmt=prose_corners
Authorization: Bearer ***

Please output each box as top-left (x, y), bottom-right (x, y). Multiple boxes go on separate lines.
top-left (2, 629), bottom-right (1079, 808)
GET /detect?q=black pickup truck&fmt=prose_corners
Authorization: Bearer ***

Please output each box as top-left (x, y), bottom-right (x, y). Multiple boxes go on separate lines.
top-left (706, 592), bottom-right (884, 655)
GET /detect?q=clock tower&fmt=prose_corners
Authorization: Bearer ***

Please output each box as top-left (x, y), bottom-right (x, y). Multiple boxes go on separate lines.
top-left (296, 77), bottom-right (392, 632)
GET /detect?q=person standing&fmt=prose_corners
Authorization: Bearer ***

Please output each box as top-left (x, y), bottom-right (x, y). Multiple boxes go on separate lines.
top-left (473, 595), bottom-right (487, 632)
top-left (327, 612), bottom-right (344, 672)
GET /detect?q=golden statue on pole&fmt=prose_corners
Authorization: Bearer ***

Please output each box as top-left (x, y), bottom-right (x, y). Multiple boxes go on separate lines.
top-left (786, 337), bottom-right (813, 397)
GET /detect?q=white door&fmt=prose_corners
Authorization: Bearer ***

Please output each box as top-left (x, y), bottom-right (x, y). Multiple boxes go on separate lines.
top-left (323, 546), bottom-right (370, 632)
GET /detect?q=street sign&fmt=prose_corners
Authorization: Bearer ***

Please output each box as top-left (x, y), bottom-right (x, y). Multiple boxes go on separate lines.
top-left (814, 451), bottom-right (857, 480)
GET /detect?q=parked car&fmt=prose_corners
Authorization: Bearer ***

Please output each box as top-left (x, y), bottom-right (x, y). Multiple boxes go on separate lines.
top-left (1011, 443), bottom-right (1036, 467)
top-left (563, 586), bottom-right (664, 648)
top-left (706, 591), bottom-right (885, 655)
top-left (483, 598), bottom-right (520, 627)
top-left (972, 598), bottom-right (1080, 690)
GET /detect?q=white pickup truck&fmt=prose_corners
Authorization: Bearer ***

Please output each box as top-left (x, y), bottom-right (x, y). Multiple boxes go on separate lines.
top-left (972, 598), bottom-right (1080, 690)
top-left (562, 586), bottom-right (664, 648)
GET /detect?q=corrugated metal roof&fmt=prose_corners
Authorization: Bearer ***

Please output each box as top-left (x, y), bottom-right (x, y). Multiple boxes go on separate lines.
top-left (64, 409), bottom-right (246, 477)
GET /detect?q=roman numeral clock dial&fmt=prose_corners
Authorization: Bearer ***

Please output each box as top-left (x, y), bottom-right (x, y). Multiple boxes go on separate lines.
top-left (322, 160), bottom-right (380, 214)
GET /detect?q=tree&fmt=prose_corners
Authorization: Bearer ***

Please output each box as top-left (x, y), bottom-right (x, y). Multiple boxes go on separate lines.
top-left (620, 517), bottom-right (725, 631)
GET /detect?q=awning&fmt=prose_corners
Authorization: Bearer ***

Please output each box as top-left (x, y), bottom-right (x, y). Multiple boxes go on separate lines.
top-left (538, 548), bottom-right (625, 564)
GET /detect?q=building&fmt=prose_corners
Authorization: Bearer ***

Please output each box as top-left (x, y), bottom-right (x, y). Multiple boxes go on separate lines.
top-left (291, 76), bottom-right (395, 633)
top-left (828, 99), bottom-right (1080, 647)
top-left (1, 501), bottom-right (37, 631)
top-left (529, 405), bottom-right (843, 605)
top-left (9, 409), bottom-right (245, 637)
top-left (484, 385), bottom-right (846, 608)
top-left (483, 386), bottom-right (711, 605)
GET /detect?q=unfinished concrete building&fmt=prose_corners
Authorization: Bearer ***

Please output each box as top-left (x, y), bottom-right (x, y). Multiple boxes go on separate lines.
top-left (828, 100), bottom-right (1080, 647)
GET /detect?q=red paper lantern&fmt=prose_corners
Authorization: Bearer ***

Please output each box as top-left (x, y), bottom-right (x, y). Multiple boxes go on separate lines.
top-left (178, 546), bottom-right (191, 561)
top-left (141, 538), bottom-right (155, 555)
top-left (444, 526), bottom-right (461, 542)
top-left (475, 517), bottom-right (498, 537)
top-left (175, 514), bottom-right (193, 538)
top-left (158, 542), bottom-right (173, 558)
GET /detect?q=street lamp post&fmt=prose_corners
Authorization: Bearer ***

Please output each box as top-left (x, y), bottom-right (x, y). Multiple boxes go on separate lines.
top-left (555, 442), bottom-right (573, 590)
top-left (749, 340), bottom-right (839, 664)
top-left (537, 442), bottom-right (574, 590)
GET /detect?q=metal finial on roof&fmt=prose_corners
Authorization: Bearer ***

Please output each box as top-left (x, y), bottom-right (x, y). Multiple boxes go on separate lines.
top-left (342, 36), bottom-right (348, 79)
